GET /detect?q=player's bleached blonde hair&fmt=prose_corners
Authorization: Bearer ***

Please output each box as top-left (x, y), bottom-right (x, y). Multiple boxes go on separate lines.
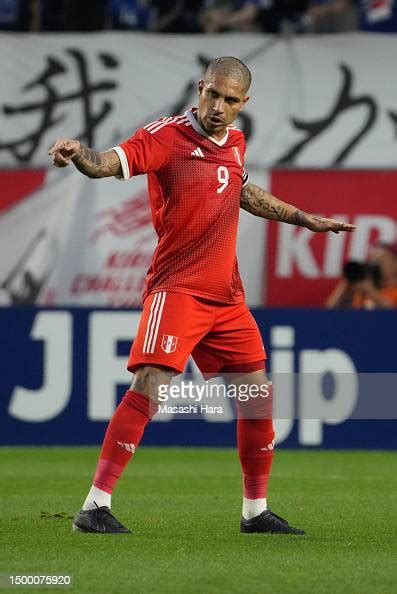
top-left (204, 57), bottom-right (252, 92)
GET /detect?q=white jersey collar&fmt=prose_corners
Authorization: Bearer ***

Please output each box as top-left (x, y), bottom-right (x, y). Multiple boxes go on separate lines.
top-left (185, 108), bottom-right (229, 147)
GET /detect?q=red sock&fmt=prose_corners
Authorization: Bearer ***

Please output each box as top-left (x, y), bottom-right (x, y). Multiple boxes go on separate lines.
top-left (237, 418), bottom-right (275, 500)
top-left (93, 390), bottom-right (157, 494)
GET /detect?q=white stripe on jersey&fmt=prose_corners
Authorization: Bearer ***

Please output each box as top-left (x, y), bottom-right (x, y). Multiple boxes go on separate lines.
top-left (112, 145), bottom-right (130, 180)
top-left (242, 169), bottom-right (249, 187)
top-left (144, 117), bottom-right (168, 131)
top-left (232, 146), bottom-right (242, 166)
top-left (146, 116), bottom-right (175, 133)
top-left (146, 115), bottom-right (188, 135)
top-left (149, 116), bottom-right (188, 135)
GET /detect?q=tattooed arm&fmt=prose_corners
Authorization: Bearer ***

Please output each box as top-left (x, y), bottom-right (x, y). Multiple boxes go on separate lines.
top-left (48, 138), bottom-right (122, 179)
top-left (240, 182), bottom-right (356, 234)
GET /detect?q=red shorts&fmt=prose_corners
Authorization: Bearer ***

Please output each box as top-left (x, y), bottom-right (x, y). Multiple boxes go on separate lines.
top-left (128, 291), bottom-right (266, 375)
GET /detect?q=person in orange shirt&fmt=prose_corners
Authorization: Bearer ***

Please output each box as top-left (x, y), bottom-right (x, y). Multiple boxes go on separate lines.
top-left (326, 242), bottom-right (397, 309)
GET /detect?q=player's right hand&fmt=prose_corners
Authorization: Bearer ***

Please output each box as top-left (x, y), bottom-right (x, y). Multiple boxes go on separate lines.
top-left (48, 138), bottom-right (81, 167)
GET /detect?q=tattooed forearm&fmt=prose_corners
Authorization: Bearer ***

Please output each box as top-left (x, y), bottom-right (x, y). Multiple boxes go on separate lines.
top-left (240, 182), bottom-right (308, 225)
top-left (288, 209), bottom-right (313, 227)
top-left (240, 182), bottom-right (357, 234)
top-left (72, 145), bottom-right (122, 179)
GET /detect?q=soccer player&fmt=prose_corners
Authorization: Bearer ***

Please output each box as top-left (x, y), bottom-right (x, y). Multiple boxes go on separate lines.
top-left (49, 56), bottom-right (355, 535)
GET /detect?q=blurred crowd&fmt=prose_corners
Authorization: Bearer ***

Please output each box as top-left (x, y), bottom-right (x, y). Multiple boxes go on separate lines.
top-left (0, 0), bottom-right (396, 34)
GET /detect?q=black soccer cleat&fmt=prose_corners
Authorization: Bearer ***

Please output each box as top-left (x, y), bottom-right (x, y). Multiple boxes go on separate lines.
top-left (240, 509), bottom-right (305, 535)
top-left (72, 504), bottom-right (131, 534)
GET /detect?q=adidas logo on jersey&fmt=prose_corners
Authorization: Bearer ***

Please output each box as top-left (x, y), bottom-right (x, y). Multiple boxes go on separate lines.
top-left (191, 147), bottom-right (204, 158)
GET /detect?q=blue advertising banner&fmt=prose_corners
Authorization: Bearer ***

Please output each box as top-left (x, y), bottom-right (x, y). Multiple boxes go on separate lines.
top-left (1, 307), bottom-right (396, 448)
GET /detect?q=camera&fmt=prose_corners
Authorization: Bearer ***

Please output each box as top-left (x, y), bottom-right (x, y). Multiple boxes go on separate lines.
top-left (342, 261), bottom-right (382, 287)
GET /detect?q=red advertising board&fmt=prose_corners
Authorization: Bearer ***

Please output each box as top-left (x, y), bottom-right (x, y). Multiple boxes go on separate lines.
top-left (0, 170), bottom-right (45, 213)
top-left (267, 170), bottom-right (397, 306)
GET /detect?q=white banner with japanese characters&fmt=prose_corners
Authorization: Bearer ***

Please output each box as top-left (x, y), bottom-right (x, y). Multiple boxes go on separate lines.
top-left (0, 32), bottom-right (396, 168)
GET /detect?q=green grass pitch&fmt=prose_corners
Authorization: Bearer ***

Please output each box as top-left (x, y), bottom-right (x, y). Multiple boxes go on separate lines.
top-left (0, 447), bottom-right (396, 594)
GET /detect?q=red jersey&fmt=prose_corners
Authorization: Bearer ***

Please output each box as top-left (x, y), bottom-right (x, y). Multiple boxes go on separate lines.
top-left (113, 108), bottom-right (249, 304)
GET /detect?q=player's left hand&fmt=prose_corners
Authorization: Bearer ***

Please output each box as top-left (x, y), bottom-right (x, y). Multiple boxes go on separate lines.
top-left (305, 215), bottom-right (356, 234)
